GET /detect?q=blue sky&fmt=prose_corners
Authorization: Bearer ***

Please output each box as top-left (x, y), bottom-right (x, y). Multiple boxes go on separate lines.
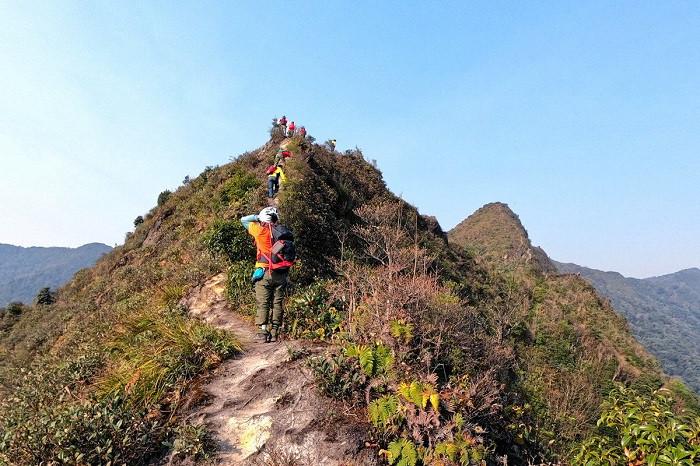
top-left (1, 1), bottom-right (698, 278)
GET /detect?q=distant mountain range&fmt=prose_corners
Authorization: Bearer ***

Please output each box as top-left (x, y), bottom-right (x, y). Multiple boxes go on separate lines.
top-left (0, 243), bottom-right (112, 306)
top-left (555, 261), bottom-right (700, 393)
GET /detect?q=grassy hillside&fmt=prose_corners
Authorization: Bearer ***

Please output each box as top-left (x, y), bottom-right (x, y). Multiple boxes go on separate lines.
top-left (1, 132), bottom-right (698, 465)
top-left (555, 261), bottom-right (700, 393)
top-left (448, 202), bottom-right (555, 274)
top-left (0, 242), bottom-right (111, 306)
top-left (449, 202), bottom-right (699, 463)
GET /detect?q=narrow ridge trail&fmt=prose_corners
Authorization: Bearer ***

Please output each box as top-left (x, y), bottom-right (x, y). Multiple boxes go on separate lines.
top-left (178, 273), bottom-right (374, 465)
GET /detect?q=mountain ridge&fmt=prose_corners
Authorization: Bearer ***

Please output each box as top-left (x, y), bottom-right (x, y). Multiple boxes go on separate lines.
top-left (0, 241), bottom-right (112, 305)
top-left (0, 131), bottom-right (697, 465)
top-left (554, 260), bottom-right (700, 393)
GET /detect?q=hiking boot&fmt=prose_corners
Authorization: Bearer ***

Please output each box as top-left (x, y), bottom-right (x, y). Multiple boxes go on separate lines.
top-left (269, 327), bottom-right (279, 343)
top-left (258, 326), bottom-right (271, 343)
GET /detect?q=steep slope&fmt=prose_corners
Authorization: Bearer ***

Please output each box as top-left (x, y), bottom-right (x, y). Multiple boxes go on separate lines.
top-left (0, 242), bottom-right (111, 305)
top-left (555, 261), bottom-right (700, 393)
top-left (448, 202), bottom-right (555, 274)
top-left (448, 202), bottom-right (679, 452)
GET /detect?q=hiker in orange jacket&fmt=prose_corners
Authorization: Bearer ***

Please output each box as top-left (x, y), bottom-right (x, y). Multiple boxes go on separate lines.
top-left (240, 207), bottom-right (292, 342)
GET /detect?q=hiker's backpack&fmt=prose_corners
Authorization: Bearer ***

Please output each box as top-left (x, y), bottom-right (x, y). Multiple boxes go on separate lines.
top-left (266, 165), bottom-right (277, 175)
top-left (267, 224), bottom-right (296, 270)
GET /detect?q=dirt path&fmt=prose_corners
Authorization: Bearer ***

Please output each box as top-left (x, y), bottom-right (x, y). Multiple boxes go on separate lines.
top-left (179, 274), bottom-right (374, 465)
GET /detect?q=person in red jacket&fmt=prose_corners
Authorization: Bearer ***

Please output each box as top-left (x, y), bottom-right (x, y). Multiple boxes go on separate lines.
top-left (287, 121), bottom-right (295, 137)
top-left (279, 115), bottom-right (287, 129)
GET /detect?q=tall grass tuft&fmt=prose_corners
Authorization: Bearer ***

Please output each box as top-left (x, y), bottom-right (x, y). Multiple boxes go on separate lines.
top-left (98, 307), bottom-right (240, 409)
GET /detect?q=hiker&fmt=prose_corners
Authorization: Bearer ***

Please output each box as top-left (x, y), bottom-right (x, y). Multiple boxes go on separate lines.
top-left (328, 139), bottom-right (336, 152)
top-left (287, 121), bottom-right (295, 136)
top-left (266, 164), bottom-right (286, 198)
top-left (279, 115), bottom-right (287, 130)
top-left (274, 149), bottom-right (292, 166)
top-left (299, 126), bottom-right (306, 138)
top-left (240, 207), bottom-right (295, 342)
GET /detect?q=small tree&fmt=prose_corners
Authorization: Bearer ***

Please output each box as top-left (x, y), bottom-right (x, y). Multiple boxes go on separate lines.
top-left (157, 190), bottom-right (171, 207)
top-left (35, 287), bottom-right (56, 305)
top-left (6, 302), bottom-right (23, 316)
top-left (133, 215), bottom-right (144, 228)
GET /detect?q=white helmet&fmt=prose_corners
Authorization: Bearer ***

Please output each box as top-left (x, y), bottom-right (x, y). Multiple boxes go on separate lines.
top-left (259, 206), bottom-right (279, 223)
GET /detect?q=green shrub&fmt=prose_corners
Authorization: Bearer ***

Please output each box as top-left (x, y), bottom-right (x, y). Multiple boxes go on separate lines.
top-left (345, 342), bottom-right (394, 378)
top-left (157, 190), bottom-right (172, 207)
top-left (226, 261), bottom-right (256, 313)
top-left (383, 438), bottom-right (418, 466)
top-left (573, 384), bottom-right (700, 465)
top-left (167, 423), bottom-right (214, 461)
top-left (34, 287), bottom-right (56, 305)
top-left (6, 302), bottom-right (23, 316)
top-left (286, 281), bottom-right (343, 340)
top-left (0, 394), bottom-right (165, 465)
top-left (534, 321), bottom-right (579, 369)
top-left (160, 284), bottom-right (185, 310)
top-left (309, 350), bottom-right (366, 401)
top-left (369, 379), bottom-right (490, 465)
top-left (219, 169), bottom-right (258, 206)
top-left (278, 160), bottom-right (340, 283)
top-left (0, 353), bottom-right (123, 464)
top-left (204, 219), bottom-right (255, 263)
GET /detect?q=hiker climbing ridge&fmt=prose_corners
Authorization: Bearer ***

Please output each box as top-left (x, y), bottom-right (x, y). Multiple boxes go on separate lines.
top-left (240, 206), bottom-right (296, 343)
top-left (246, 116), bottom-right (337, 343)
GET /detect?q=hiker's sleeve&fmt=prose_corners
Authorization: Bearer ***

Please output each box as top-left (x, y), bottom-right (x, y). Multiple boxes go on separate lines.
top-left (279, 169), bottom-right (287, 184)
top-left (240, 215), bottom-right (258, 231)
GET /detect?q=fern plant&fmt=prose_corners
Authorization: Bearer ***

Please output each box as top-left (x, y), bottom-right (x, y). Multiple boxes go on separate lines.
top-left (390, 319), bottom-right (415, 345)
top-left (345, 342), bottom-right (394, 377)
top-left (384, 438), bottom-right (419, 466)
top-left (398, 380), bottom-right (439, 411)
top-left (368, 394), bottom-right (402, 434)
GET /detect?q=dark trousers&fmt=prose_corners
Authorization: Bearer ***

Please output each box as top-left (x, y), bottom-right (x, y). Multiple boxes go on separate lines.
top-left (267, 177), bottom-right (279, 198)
top-left (254, 269), bottom-right (288, 328)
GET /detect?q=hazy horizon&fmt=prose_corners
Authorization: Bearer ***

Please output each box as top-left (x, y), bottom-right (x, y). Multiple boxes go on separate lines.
top-left (1, 1), bottom-right (699, 278)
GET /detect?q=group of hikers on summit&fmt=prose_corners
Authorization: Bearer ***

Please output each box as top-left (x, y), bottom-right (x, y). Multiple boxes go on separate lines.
top-left (272, 114), bottom-right (306, 138)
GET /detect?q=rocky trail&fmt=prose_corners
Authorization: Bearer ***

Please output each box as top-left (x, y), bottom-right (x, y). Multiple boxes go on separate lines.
top-left (174, 274), bottom-right (374, 465)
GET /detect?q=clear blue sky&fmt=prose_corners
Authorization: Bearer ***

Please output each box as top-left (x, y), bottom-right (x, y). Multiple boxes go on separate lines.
top-left (1, 1), bottom-right (698, 278)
